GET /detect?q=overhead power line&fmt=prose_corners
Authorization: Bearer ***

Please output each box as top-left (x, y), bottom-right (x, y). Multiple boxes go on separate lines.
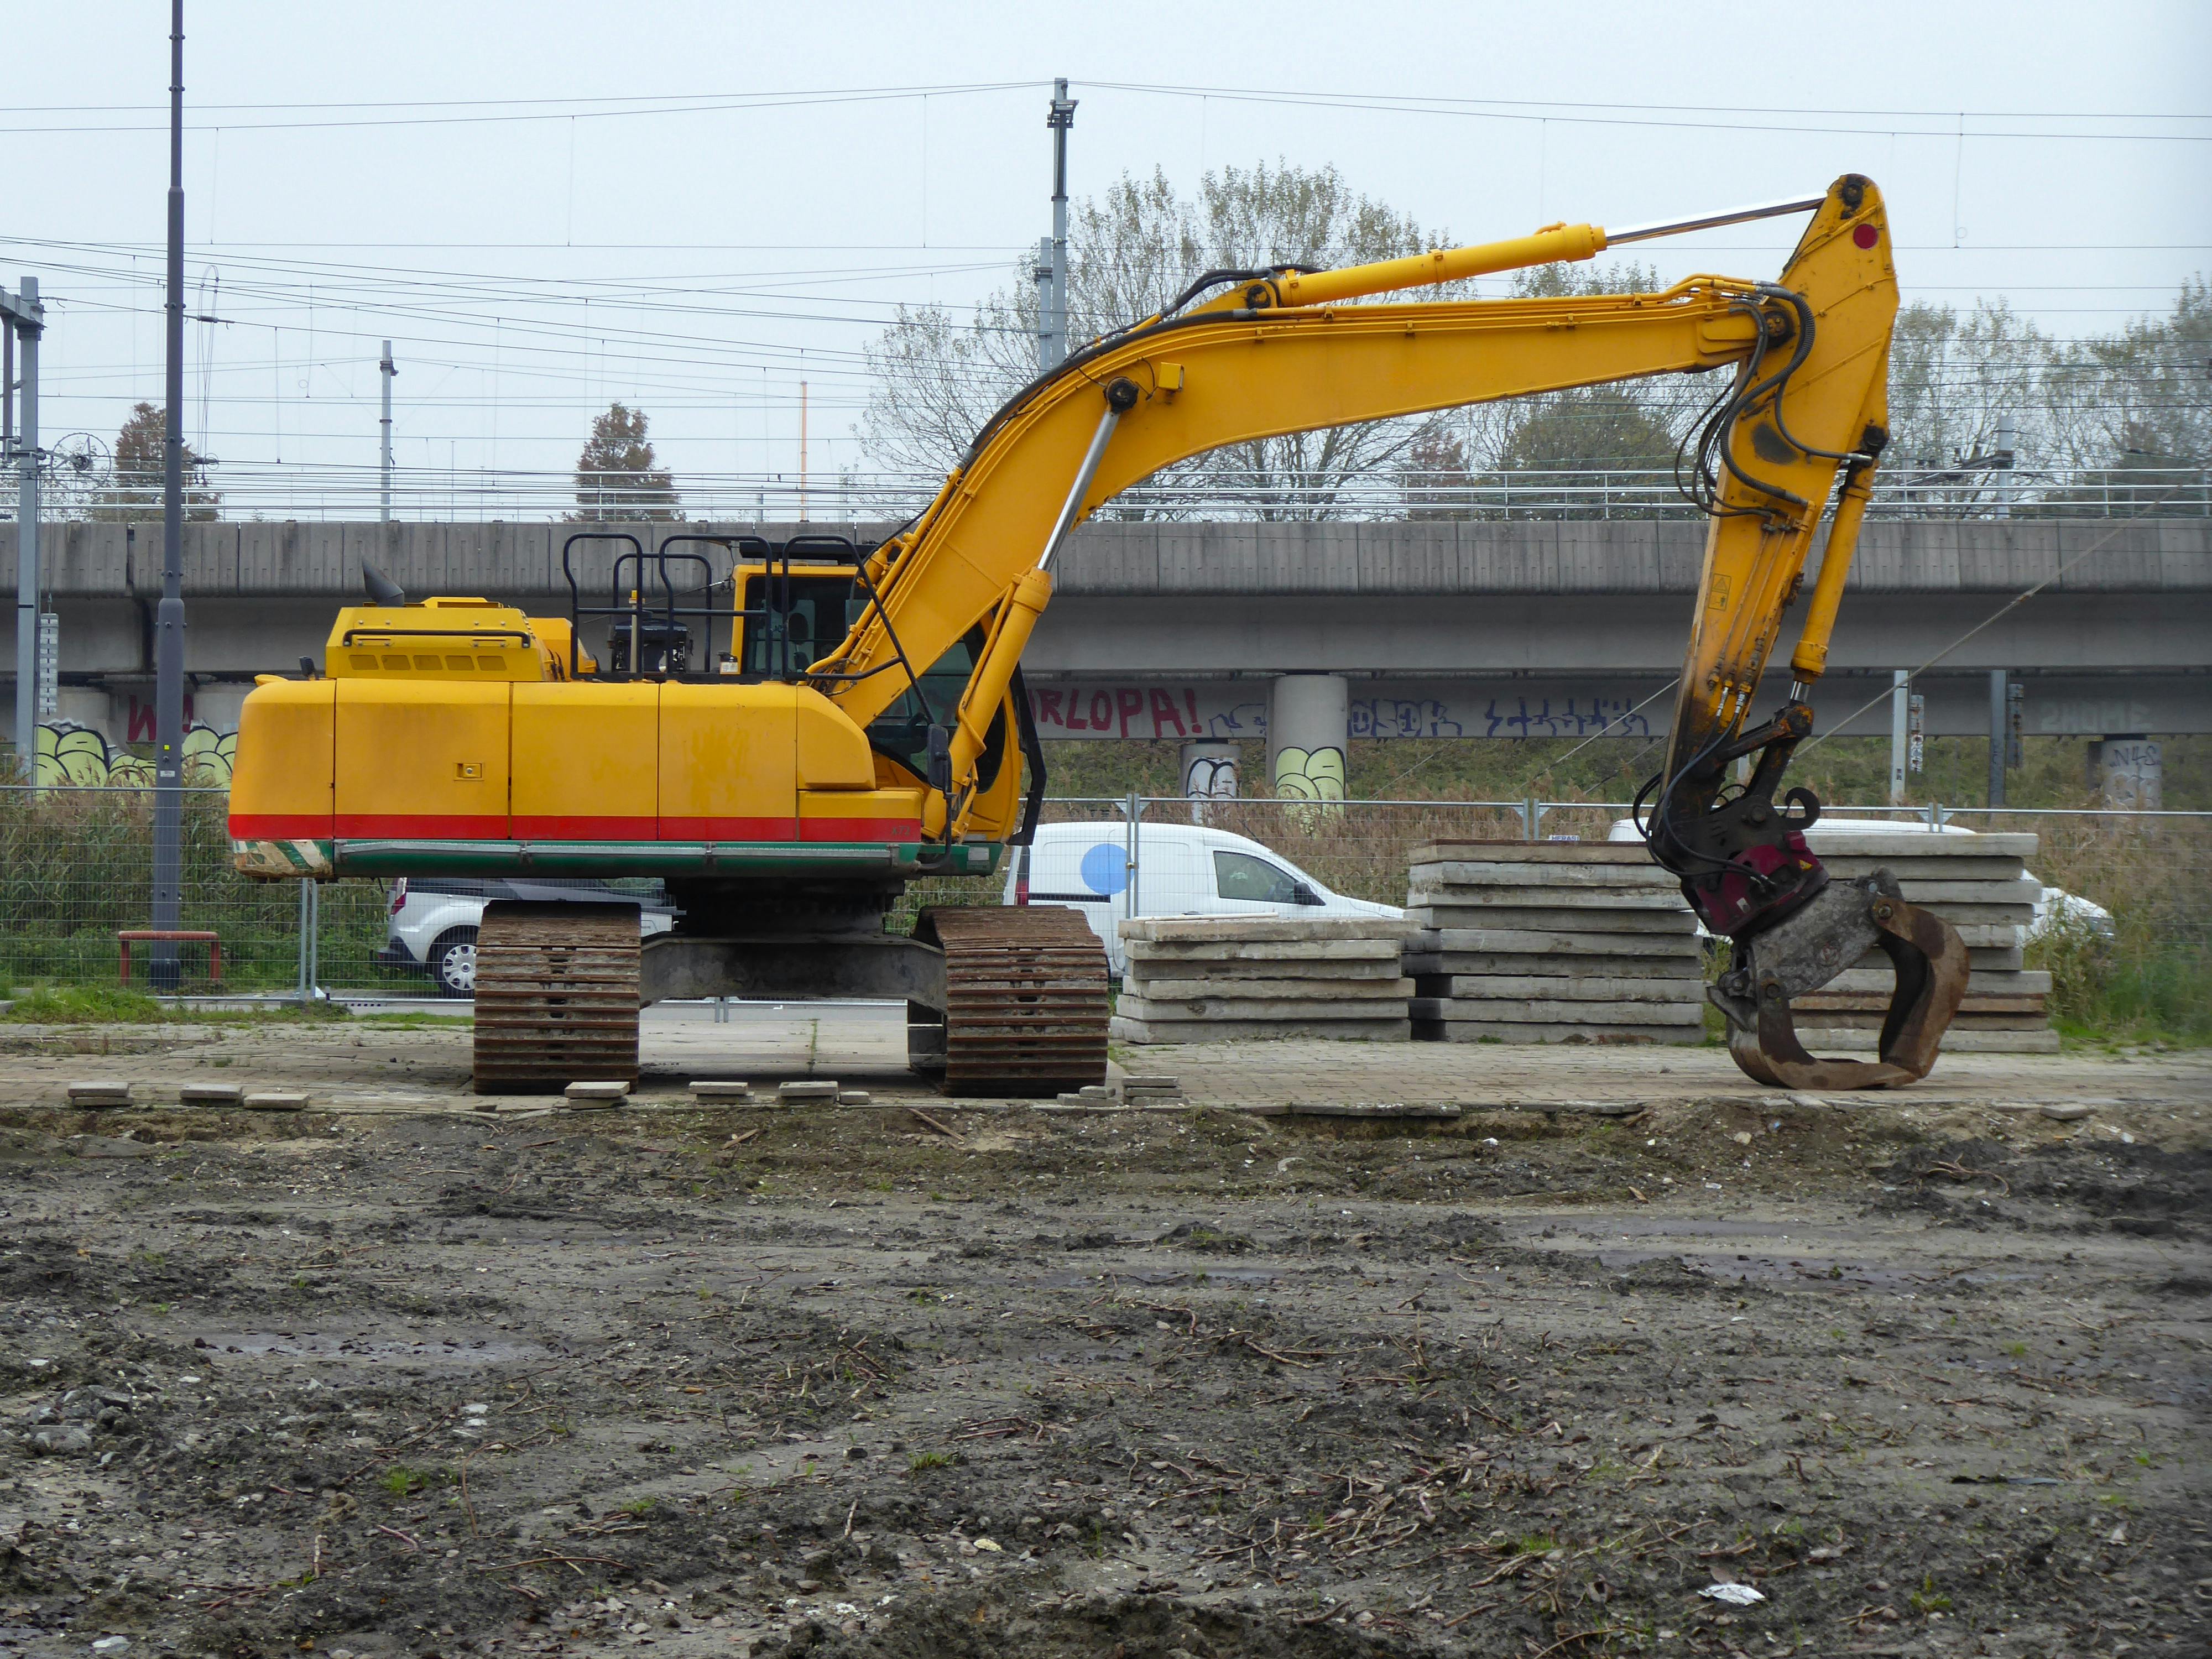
top-left (1085, 80), bottom-right (2212, 142)
top-left (0, 80), bottom-right (1046, 134)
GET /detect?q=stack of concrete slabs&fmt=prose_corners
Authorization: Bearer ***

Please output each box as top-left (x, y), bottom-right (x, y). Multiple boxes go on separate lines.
top-left (1404, 841), bottom-right (1704, 1044)
top-left (1109, 915), bottom-right (1415, 1044)
top-left (1787, 826), bottom-right (2056, 1053)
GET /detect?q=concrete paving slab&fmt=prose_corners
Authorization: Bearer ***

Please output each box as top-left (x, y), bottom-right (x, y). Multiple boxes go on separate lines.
top-left (1411, 997), bottom-right (1704, 1025)
top-left (1408, 860), bottom-right (1682, 888)
top-left (1120, 916), bottom-right (1415, 943)
top-left (1411, 1019), bottom-right (1702, 1044)
top-left (1122, 938), bottom-right (1403, 963)
top-left (1121, 994), bottom-right (1413, 1022)
top-left (1404, 904), bottom-right (1697, 932)
top-left (1110, 1015), bottom-right (1410, 1044)
top-left (1406, 951), bottom-right (1699, 978)
top-left (1411, 928), bottom-right (1702, 957)
top-left (1121, 956), bottom-right (1405, 979)
top-left (1125, 975), bottom-right (1416, 1001)
top-left (1410, 841), bottom-right (1676, 865)
top-left (1408, 887), bottom-right (1693, 911)
top-left (1413, 974), bottom-right (1707, 1002)
top-left (1823, 968), bottom-right (2052, 994)
top-left (1798, 830), bottom-right (2040, 858)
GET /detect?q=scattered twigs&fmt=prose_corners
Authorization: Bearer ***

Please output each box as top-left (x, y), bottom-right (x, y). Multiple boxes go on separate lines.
top-left (375, 1524), bottom-right (421, 1553)
top-left (1918, 1160), bottom-right (2011, 1196)
top-left (481, 1552), bottom-right (625, 1580)
top-left (906, 1105), bottom-right (960, 1138)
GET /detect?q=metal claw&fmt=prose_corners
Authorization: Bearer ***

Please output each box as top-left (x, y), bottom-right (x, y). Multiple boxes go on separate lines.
top-left (1713, 871), bottom-right (1970, 1091)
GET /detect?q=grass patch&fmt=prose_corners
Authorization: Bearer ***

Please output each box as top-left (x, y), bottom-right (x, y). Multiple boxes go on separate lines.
top-left (2, 983), bottom-right (167, 1023)
top-left (354, 1011), bottom-right (473, 1027)
top-left (0, 983), bottom-right (352, 1025)
top-left (2037, 917), bottom-right (2212, 1047)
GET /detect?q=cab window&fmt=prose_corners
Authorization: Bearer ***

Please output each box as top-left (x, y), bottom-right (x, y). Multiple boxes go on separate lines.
top-left (738, 573), bottom-right (868, 678)
top-left (1214, 850), bottom-right (1300, 904)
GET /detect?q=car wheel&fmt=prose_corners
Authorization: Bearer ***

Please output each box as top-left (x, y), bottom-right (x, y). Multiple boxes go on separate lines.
top-left (430, 928), bottom-right (479, 998)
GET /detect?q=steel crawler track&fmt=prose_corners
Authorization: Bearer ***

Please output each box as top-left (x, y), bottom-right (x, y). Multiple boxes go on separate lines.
top-left (918, 906), bottom-right (1109, 1096)
top-left (473, 901), bottom-right (641, 1093)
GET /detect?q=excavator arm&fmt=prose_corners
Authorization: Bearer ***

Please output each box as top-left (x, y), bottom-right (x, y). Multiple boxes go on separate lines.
top-left (810, 174), bottom-right (1967, 1089)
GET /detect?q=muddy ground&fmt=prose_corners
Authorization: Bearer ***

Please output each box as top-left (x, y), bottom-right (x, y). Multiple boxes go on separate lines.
top-left (0, 1019), bottom-right (2207, 1658)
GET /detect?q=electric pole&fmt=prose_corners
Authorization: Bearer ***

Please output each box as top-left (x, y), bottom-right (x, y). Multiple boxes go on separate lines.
top-left (379, 341), bottom-right (395, 526)
top-left (151, 0), bottom-right (188, 988)
top-left (3, 276), bottom-right (40, 781)
top-left (1038, 78), bottom-right (1076, 369)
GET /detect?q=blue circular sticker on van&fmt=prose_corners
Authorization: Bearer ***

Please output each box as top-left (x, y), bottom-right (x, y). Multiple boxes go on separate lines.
top-left (1078, 842), bottom-right (1129, 896)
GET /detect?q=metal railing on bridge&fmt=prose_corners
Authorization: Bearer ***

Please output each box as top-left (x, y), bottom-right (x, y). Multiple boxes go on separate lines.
top-left (9, 461), bottom-right (2205, 525)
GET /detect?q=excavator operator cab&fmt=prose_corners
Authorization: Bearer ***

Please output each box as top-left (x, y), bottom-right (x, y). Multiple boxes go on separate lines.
top-left (556, 530), bottom-right (883, 686)
top-left (729, 535), bottom-right (877, 681)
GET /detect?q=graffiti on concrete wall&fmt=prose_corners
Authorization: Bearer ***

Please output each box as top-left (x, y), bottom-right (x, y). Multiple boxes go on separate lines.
top-left (1351, 700), bottom-right (1464, 739)
top-left (1029, 684), bottom-right (1659, 742)
top-left (31, 722), bottom-right (236, 790)
top-left (1479, 696), bottom-right (1655, 739)
top-left (1272, 745), bottom-right (1347, 804)
top-left (1182, 749), bottom-right (1240, 800)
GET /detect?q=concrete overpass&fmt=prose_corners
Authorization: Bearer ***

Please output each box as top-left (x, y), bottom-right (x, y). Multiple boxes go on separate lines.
top-left (4, 518), bottom-right (2206, 788)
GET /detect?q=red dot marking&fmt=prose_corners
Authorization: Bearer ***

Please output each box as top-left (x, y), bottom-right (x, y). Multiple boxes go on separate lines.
top-left (1852, 223), bottom-right (1880, 249)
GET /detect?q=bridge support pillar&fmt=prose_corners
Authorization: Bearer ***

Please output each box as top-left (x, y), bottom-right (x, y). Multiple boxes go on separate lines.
top-left (2090, 735), bottom-right (2162, 810)
top-left (1180, 740), bottom-right (1240, 802)
top-left (1268, 674), bottom-right (1349, 803)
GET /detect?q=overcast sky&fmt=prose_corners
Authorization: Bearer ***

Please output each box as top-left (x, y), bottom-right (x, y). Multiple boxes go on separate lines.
top-left (4, 0), bottom-right (2205, 515)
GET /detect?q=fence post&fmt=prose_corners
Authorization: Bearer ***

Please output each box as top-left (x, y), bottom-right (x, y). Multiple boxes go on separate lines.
top-left (1123, 789), bottom-right (1142, 922)
top-left (296, 880), bottom-right (312, 1009)
top-left (1522, 795), bottom-right (1537, 841)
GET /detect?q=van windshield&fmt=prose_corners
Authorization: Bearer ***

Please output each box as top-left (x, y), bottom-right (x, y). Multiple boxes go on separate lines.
top-left (1214, 850), bottom-right (1301, 904)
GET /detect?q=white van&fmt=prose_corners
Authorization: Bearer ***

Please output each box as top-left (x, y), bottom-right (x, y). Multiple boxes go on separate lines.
top-left (1001, 821), bottom-right (1402, 974)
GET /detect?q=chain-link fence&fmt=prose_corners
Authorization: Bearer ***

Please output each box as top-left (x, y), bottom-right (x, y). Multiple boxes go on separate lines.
top-left (2, 787), bottom-right (2205, 1033)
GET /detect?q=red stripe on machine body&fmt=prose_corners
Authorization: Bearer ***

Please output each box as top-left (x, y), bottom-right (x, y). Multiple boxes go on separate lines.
top-left (334, 813), bottom-right (510, 839)
top-left (656, 816), bottom-right (800, 841)
top-left (229, 813), bottom-right (334, 839)
top-left (799, 816), bottom-right (924, 843)
top-left (509, 815), bottom-right (660, 840)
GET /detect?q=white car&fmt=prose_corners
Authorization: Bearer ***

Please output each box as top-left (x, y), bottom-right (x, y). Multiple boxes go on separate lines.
top-left (1604, 815), bottom-right (2113, 941)
top-left (379, 877), bottom-right (679, 998)
top-left (1001, 821), bottom-right (1402, 975)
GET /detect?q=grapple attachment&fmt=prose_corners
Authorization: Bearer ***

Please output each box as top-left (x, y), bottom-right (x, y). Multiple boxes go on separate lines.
top-left (1708, 871), bottom-right (1970, 1089)
top-left (1643, 696), bottom-right (1971, 1092)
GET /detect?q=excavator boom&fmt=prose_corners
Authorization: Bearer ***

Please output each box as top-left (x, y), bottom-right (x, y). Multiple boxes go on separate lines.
top-left (227, 174), bottom-right (1967, 1093)
top-left (805, 173), bottom-right (1963, 1087)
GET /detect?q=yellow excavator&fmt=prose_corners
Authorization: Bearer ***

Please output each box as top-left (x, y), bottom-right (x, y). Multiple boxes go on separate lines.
top-left (228, 174), bottom-right (1966, 1094)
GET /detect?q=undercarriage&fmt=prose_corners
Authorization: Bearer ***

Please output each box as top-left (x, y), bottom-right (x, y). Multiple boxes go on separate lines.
top-left (469, 882), bottom-right (1109, 1097)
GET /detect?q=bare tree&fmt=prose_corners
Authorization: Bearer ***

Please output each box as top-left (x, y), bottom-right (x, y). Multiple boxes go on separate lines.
top-left (859, 162), bottom-right (1464, 520)
top-left (2046, 277), bottom-right (2210, 510)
